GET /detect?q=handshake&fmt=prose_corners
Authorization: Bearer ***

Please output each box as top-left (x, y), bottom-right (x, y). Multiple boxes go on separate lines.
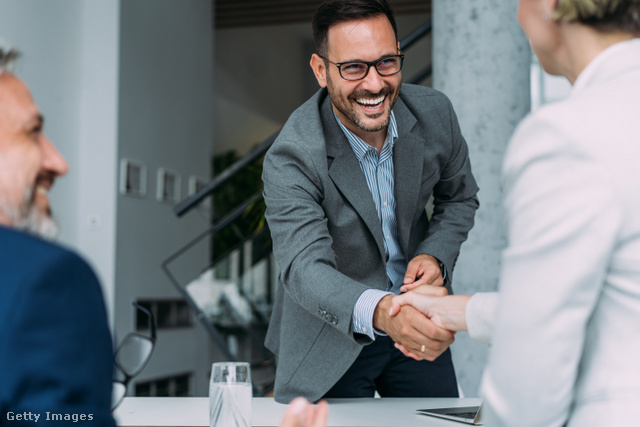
top-left (371, 253), bottom-right (474, 362)
top-left (386, 285), bottom-right (472, 361)
top-left (276, 281), bottom-right (475, 427)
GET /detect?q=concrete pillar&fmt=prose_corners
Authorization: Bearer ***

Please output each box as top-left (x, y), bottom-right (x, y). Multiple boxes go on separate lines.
top-left (432, 0), bottom-right (531, 396)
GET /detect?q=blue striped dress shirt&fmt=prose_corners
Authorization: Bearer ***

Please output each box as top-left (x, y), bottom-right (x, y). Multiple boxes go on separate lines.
top-left (333, 110), bottom-right (406, 340)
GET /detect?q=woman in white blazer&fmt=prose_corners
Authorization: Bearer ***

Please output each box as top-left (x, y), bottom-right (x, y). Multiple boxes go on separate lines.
top-left (392, 0), bottom-right (640, 426)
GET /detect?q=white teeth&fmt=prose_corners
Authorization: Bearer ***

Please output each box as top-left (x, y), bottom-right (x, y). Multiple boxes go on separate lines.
top-left (357, 95), bottom-right (385, 106)
top-left (36, 186), bottom-right (48, 196)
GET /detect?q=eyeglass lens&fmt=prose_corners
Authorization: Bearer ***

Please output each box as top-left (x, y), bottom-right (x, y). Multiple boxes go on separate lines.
top-left (114, 334), bottom-right (154, 377)
top-left (111, 381), bottom-right (127, 411)
top-left (341, 56), bottom-right (402, 80)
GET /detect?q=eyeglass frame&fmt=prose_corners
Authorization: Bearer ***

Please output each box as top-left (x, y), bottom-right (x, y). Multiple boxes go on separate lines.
top-left (318, 53), bottom-right (405, 81)
top-left (111, 302), bottom-right (156, 411)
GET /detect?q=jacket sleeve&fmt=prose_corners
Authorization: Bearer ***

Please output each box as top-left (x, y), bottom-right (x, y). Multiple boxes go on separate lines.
top-left (262, 138), bottom-right (373, 343)
top-left (481, 114), bottom-right (620, 427)
top-left (2, 249), bottom-right (116, 427)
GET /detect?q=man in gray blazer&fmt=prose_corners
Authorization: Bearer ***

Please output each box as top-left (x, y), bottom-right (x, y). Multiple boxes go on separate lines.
top-left (262, 0), bottom-right (479, 403)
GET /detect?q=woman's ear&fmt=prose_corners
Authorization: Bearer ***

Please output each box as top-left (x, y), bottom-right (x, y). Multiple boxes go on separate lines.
top-left (543, 0), bottom-right (559, 18)
top-left (310, 54), bottom-right (328, 88)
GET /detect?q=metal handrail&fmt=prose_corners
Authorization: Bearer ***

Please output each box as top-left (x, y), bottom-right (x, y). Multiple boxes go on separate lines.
top-left (399, 18), bottom-right (432, 51)
top-left (174, 132), bottom-right (278, 217)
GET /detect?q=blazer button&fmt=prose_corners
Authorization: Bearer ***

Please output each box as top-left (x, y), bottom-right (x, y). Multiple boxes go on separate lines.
top-left (331, 316), bottom-right (338, 325)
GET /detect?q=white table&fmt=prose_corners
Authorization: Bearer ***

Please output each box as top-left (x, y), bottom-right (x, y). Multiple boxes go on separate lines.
top-left (114, 397), bottom-right (484, 427)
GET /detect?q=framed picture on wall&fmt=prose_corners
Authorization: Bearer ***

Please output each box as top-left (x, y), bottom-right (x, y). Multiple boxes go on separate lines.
top-left (119, 159), bottom-right (147, 198)
top-left (157, 168), bottom-right (182, 204)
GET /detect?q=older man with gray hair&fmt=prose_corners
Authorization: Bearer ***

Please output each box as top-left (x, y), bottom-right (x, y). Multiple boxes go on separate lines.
top-left (0, 42), bottom-right (115, 426)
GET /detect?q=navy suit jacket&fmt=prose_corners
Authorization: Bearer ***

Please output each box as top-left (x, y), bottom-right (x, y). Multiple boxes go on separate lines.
top-left (0, 226), bottom-right (115, 426)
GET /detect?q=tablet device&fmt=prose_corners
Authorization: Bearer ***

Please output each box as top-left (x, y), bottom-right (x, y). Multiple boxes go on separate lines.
top-left (417, 404), bottom-right (482, 425)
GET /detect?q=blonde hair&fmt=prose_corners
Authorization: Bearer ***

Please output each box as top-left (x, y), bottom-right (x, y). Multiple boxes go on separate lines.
top-left (553, 0), bottom-right (640, 34)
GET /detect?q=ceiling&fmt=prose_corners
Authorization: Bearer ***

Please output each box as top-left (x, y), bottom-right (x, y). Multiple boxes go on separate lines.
top-left (215, 0), bottom-right (431, 29)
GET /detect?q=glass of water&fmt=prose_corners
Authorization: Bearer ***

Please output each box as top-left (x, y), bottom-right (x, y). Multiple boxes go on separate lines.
top-left (209, 362), bottom-right (252, 427)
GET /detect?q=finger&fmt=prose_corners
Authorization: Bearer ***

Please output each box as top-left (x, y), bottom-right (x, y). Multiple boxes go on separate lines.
top-left (394, 342), bottom-right (423, 361)
top-left (303, 402), bottom-right (316, 427)
top-left (405, 306), bottom-right (454, 340)
top-left (400, 281), bottom-right (421, 292)
top-left (394, 308), bottom-right (453, 357)
top-left (312, 401), bottom-right (329, 427)
top-left (388, 295), bottom-right (410, 316)
top-left (411, 285), bottom-right (448, 297)
top-left (388, 300), bottom-right (400, 317)
top-left (403, 259), bottom-right (422, 286)
top-left (401, 271), bottom-right (442, 292)
top-left (428, 274), bottom-right (445, 287)
top-left (280, 397), bottom-right (308, 427)
top-left (415, 269), bottom-right (442, 287)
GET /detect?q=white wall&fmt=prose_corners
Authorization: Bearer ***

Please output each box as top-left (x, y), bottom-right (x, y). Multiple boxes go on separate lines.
top-left (115, 0), bottom-right (215, 395)
top-left (0, 0), bottom-right (119, 316)
top-left (2, 0), bottom-right (217, 396)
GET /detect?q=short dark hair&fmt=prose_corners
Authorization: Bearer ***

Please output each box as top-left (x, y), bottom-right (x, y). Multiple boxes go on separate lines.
top-left (312, 0), bottom-right (398, 57)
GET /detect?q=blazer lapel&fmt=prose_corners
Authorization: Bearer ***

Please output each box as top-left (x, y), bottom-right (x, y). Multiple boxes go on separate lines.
top-left (392, 97), bottom-right (424, 253)
top-left (321, 97), bottom-right (386, 259)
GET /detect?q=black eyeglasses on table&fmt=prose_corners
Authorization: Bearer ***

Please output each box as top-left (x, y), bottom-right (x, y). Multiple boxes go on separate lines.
top-left (318, 53), bottom-right (404, 81)
top-left (111, 302), bottom-right (156, 411)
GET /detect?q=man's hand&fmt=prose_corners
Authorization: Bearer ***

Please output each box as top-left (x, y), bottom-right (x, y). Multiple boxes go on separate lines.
top-left (373, 295), bottom-right (454, 361)
top-left (401, 254), bottom-right (444, 292)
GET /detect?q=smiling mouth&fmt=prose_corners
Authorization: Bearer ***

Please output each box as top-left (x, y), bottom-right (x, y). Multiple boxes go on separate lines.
top-left (31, 175), bottom-right (54, 204)
top-left (355, 95), bottom-right (386, 110)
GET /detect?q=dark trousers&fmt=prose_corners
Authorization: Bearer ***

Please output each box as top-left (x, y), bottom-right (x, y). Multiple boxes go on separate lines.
top-left (323, 335), bottom-right (458, 398)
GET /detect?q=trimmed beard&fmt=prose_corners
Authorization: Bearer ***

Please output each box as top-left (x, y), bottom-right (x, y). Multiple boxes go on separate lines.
top-left (325, 71), bottom-right (395, 133)
top-left (0, 186), bottom-right (59, 240)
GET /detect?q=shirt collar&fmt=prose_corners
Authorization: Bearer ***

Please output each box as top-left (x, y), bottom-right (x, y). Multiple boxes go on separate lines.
top-left (333, 109), bottom-right (398, 162)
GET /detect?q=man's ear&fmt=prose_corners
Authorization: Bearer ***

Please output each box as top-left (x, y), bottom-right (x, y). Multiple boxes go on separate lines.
top-left (310, 54), bottom-right (328, 88)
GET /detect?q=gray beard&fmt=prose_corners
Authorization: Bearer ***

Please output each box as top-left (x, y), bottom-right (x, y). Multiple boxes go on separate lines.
top-left (0, 187), bottom-right (59, 240)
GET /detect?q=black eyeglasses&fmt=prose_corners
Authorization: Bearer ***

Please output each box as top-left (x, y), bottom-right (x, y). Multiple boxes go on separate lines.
top-left (319, 53), bottom-right (404, 81)
top-left (111, 303), bottom-right (156, 411)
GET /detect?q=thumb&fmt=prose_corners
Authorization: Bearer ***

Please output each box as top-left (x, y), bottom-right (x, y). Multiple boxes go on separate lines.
top-left (388, 295), bottom-right (407, 316)
top-left (403, 260), bottom-right (421, 285)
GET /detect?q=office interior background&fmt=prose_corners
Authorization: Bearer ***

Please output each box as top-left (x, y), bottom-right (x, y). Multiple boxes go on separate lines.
top-left (0, 0), bottom-right (570, 398)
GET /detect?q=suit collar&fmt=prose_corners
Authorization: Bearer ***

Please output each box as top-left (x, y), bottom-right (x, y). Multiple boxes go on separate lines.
top-left (391, 94), bottom-right (424, 252)
top-left (321, 94), bottom-right (384, 257)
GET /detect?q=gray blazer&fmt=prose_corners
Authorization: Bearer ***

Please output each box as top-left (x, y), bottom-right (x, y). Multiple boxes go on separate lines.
top-left (262, 84), bottom-right (479, 403)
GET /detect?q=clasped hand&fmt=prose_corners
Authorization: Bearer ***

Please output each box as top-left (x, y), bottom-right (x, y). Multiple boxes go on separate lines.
top-left (372, 254), bottom-right (454, 361)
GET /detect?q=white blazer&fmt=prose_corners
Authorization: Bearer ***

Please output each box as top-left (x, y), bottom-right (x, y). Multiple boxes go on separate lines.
top-left (480, 39), bottom-right (640, 427)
